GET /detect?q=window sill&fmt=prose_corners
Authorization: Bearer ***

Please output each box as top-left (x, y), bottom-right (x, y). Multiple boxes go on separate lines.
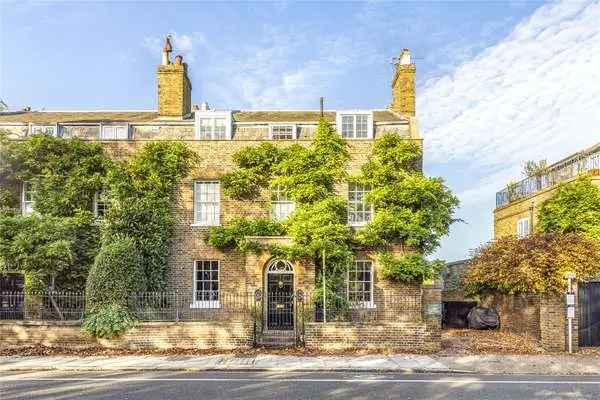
top-left (190, 301), bottom-right (221, 309)
top-left (349, 302), bottom-right (376, 309)
top-left (190, 223), bottom-right (221, 227)
top-left (348, 222), bottom-right (370, 227)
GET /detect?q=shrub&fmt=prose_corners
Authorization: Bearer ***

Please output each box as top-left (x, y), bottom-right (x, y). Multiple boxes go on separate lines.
top-left (464, 233), bottom-right (600, 295)
top-left (83, 237), bottom-right (145, 338)
top-left (208, 217), bottom-right (285, 252)
top-left (379, 252), bottom-right (443, 284)
top-left (81, 303), bottom-right (137, 339)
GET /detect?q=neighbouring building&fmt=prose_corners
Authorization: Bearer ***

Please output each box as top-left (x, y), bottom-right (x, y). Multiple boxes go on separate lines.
top-left (0, 38), bottom-right (441, 350)
top-left (494, 143), bottom-right (600, 239)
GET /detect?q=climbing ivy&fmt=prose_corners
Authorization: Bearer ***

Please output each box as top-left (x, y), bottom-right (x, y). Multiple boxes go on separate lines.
top-left (208, 217), bottom-right (285, 253)
top-left (0, 133), bottom-right (109, 290)
top-left (83, 141), bottom-right (197, 337)
top-left (537, 175), bottom-right (600, 241)
top-left (211, 120), bottom-right (457, 295)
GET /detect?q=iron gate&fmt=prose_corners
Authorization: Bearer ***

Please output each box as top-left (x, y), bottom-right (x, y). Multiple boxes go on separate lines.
top-left (0, 274), bottom-right (24, 320)
top-left (579, 281), bottom-right (600, 346)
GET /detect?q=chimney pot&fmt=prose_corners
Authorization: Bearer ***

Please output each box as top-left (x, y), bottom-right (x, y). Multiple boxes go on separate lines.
top-left (162, 35), bottom-right (173, 65)
top-left (399, 49), bottom-right (412, 65)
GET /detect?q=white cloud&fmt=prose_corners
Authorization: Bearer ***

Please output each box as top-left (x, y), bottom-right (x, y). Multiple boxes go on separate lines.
top-left (420, 0), bottom-right (600, 259)
top-left (420, 0), bottom-right (600, 168)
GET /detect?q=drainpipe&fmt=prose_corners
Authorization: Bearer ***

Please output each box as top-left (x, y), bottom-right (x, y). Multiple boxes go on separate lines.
top-left (530, 201), bottom-right (535, 233)
top-left (322, 249), bottom-right (326, 324)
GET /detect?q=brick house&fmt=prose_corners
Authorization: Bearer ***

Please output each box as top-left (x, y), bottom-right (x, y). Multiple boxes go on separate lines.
top-left (494, 143), bottom-right (600, 239)
top-left (0, 38), bottom-right (441, 350)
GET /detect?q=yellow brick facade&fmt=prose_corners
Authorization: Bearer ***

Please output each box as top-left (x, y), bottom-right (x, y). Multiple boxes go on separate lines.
top-left (494, 173), bottom-right (600, 238)
top-left (0, 44), bottom-right (441, 349)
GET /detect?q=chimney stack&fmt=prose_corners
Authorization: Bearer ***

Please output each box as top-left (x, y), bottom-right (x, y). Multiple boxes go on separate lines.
top-left (390, 49), bottom-right (415, 116)
top-left (157, 36), bottom-right (192, 119)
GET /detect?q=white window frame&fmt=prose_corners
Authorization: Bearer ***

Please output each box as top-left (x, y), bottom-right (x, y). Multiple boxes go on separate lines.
top-left (21, 181), bottom-right (35, 216)
top-left (100, 124), bottom-right (129, 140)
top-left (269, 124), bottom-right (296, 140)
top-left (347, 183), bottom-right (373, 226)
top-left (194, 110), bottom-right (232, 140)
top-left (30, 124), bottom-right (57, 136)
top-left (271, 185), bottom-right (295, 221)
top-left (336, 111), bottom-right (373, 139)
top-left (347, 260), bottom-right (375, 308)
top-left (192, 181), bottom-right (221, 226)
top-left (93, 189), bottom-right (110, 220)
top-left (517, 217), bottom-right (530, 238)
top-left (191, 260), bottom-right (220, 309)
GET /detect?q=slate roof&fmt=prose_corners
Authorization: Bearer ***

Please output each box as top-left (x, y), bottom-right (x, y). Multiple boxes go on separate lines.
top-left (0, 110), bottom-right (407, 124)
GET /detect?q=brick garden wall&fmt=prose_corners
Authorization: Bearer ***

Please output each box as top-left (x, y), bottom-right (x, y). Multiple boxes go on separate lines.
top-left (482, 293), bottom-right (541, 339)
top-left (481, 291), bottom-right (577, 352)
top-left (0, 321), bottom-right (253, 350)
top-left (305, 321), bottom-right (439, 352)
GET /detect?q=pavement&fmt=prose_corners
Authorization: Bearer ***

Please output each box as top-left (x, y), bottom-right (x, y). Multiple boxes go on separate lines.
top-left (3, 353), bottom-right (600, 375)
top-left (2, 371), bottom-right (600, 400)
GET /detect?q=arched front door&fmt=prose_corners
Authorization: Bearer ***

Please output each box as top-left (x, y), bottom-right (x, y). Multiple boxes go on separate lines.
top-left (265, 259), bottom-right (294, 331)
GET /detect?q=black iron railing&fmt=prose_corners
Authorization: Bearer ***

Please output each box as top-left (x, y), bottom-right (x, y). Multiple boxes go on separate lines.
top-left (496, 148), bottom-right (600, 208)
top-left (0, 291), bottom-right (254, 322)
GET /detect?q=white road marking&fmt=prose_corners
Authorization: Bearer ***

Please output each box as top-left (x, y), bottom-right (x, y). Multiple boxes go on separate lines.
top-left (1, 377), bottom-right (600, 384)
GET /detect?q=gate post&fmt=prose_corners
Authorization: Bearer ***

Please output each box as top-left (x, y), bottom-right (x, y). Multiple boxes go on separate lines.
top-left (296, 290), bottom-right (305, 346)
top-left (254, 289), bottom-right (263, 347)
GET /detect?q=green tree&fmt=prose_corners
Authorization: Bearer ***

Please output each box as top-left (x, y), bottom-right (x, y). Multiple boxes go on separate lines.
top-left (101, 141), bottom-right (197, 291)
top-left (523, 159), bottom-right (548, 178)
top-left (211, 122), bottom-right (458, 292)
top-left (357, 134), bottom-right (458, 254)
top-left (537, 175), bottom-right (600, 241)
top-left (0, 134), bottom-right (108, 290)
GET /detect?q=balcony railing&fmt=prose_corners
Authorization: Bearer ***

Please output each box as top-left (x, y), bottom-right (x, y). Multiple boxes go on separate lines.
top-left (496, 148), bottom-right (600, 208)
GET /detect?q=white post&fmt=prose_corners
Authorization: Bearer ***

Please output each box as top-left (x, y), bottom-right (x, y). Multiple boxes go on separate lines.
top-left (566, 272), bottom-right (576, 354)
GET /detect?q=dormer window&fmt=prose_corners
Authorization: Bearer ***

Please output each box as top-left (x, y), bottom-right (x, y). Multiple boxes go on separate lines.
top-left (100, 125), bottom-right (129, 140)
top-left (336, 111), bottom-right (373, 139)
top-left (270, 125), bottom-right (296, 140)
top-left (195, 110), bottom-right (232, 140)
top-left (31, 125), bottom-right (57, 136)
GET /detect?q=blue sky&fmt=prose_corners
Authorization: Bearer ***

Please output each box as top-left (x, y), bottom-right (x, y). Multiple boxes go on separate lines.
top-left (2, 1), bottom-right (600, 261)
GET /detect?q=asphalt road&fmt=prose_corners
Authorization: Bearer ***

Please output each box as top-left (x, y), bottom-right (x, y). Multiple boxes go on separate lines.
top-left (2, 371), bottom-right (600, 400)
